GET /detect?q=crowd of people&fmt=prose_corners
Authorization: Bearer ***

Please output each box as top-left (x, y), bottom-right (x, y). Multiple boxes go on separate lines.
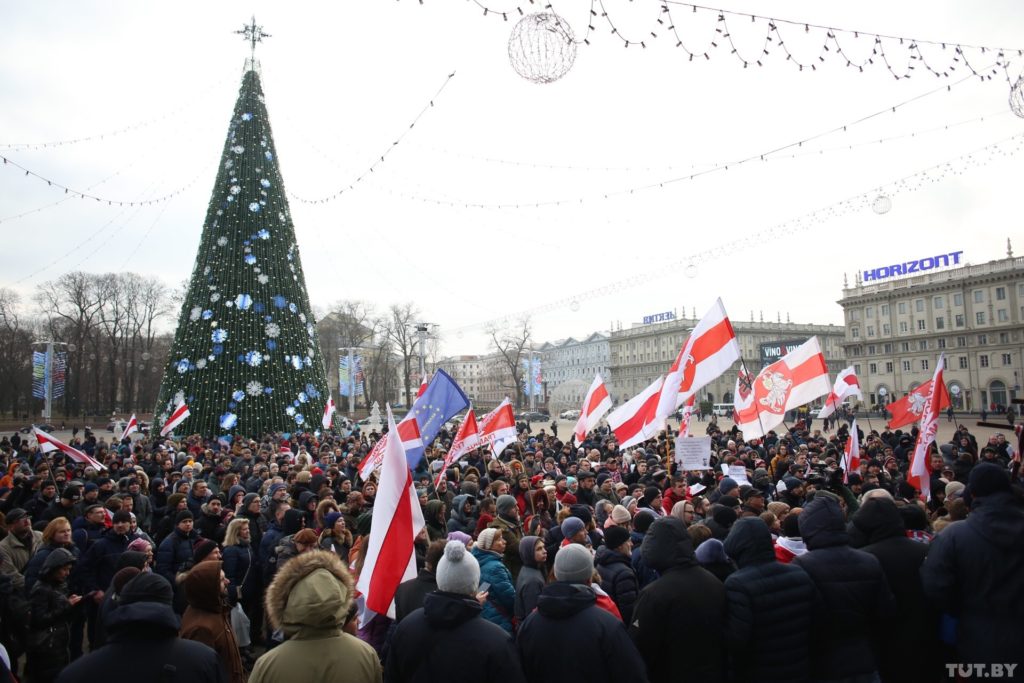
top-left (0, 412), bottom-right (1020, 682)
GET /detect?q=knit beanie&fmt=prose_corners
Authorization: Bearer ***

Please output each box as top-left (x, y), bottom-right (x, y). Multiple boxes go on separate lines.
top-left (553, 543), bottom-right (594, 583)
top-left (293, 529), bottom-right (317, 545)
top-left (193, 539), bottom-right (218, 563)
top-left (323, 511), bottom-right (343, 530)
top-left (496, 494), bottom-right (518, 516)
top-left (695, 537), bottom-right (730, 565)
top-left (436, 540), bottom-right (481, 596)
top-left (945, 480), bottom-right (966, 500)
top-left (610, 505), bottom-right (632, 525)
top-left (968, 462), bottom-right (1011, 498)
top-left (112, 566), bottom-right (142, 594)
top-left (175, 510), bottom-right (194, 524)
top-left (127, 538), bottom-right (152, 553)
top-left (718, 477), bottom-right (739, 495)
top-left (560, 516), bottom-right (586, 540)
top-left (641, 486), bottom-right (661, 507)
top-left (120, 573), bottom-right (173, 606)
top-left (447, 531), bottom-right (472, 546)
top-left (241, 492), bottom-right (260, 509)
top-left (477, 527), bottom-right (500, 551)
top-left (603, 525), bottom-right (631, 551)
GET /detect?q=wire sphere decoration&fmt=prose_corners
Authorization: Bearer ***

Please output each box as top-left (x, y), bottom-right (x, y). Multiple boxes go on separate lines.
top-left (508, 13), bottom-right (577, 84)
top-left (872, 194), bottom-right (893, 215)
top-left (1010, 75), bottom-right (1024, 119)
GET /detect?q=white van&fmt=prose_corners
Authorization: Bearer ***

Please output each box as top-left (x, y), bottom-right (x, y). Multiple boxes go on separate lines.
top-left (712, 403), bottom-right (733, 417)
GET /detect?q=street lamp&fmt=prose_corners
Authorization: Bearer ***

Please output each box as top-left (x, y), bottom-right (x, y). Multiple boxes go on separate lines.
top-left (413, 322), bottom-right (438, 380)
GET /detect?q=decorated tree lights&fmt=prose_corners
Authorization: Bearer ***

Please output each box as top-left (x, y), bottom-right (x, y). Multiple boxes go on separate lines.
top-left (154, 55), bottom-right (329, 437)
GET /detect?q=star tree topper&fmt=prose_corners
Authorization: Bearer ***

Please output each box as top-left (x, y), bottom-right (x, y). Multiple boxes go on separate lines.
top-left (235, 16), bottom-right (271, 60)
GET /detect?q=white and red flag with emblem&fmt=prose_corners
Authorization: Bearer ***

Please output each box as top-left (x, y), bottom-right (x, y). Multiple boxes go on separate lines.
top-left (574, 374), bottom-right (612, 444)
top-left (732, 360), bottom-right (756, 420)
top-left (160, 401), bottom-right (190, 437)
top-left (436, 407), bottom-right (481, 487)
top-left (677, 395), bottom-right (696, 439)
top-left (478, 399), bottom-right (517, 458)
top-left (885, 380), bottom-right (948, 430)
top-left (657, 298), bottom-right (740, 420)
top-left (733, 337), bottom-right (831, 440)
top-left (843, 419), bottom-right (861, 483)
top-left (817, 367), bottom-right (863, 419)
top-left (120, 414), bottom-right (138, 441)
top-left (608, 376), bottom-right (666, 448)
top-left (34, 428), bottom-right (106, 471)
top-left (908, 356), bottom-right (949, 500)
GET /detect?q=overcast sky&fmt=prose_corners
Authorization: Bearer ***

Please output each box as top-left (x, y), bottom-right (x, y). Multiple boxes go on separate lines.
top-left (2, 1), bottom-right (1023, 356)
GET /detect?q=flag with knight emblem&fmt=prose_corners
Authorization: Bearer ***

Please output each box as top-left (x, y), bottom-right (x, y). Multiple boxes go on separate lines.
top-left (732, 337), bottom-right (831, 440)
top-left (885, 380), bottom-right (948, 430)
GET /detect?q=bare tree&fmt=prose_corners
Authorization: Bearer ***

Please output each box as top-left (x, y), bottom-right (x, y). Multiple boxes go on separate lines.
top-left (384, 303), bottom-right (419, 407)
top-left (488, 317), bottom-right (533, 409)
top-left (0, 289), bottom-right (34, 417)
top-left (318, 300), bottom-right (380, 410)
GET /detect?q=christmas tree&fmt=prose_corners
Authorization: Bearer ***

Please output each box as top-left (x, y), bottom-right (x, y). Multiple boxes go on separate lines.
top-left (154, 62), bottom-right (329, 437)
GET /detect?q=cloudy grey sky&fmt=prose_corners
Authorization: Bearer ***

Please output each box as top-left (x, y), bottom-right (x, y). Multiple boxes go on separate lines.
top-left (2, 1), bottom-right (1022, 355)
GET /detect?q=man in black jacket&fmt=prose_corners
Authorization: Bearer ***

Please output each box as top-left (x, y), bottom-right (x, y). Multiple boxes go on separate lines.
top-left (723, 517), bottom-right (815, 682)
top-left (793, 495), bottom-right (895, 682)
top-left (630, 516), bottom-right (726, 683)
top-left (394, 540), bottom-right (444, 622)
top-left (921, 462), bottom-right (1024, 672)
top-left (56, 573), bottom-right (223, 683)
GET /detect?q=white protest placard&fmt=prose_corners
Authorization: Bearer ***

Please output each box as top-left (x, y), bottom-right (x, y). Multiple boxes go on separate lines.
top-left (728, 464), bottom-right (750, 486)
top-left (675, 436), bottom-right (712, 471)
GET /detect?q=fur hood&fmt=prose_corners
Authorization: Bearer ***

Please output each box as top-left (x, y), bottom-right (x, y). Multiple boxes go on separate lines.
top-left (265, 549), bottom-right (353, 637)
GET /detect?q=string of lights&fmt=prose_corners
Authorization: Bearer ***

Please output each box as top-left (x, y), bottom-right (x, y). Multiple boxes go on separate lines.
top-left (444, 131), bottom-right (1024, 333)
top-left (287, 71), bottom-right (456, 204)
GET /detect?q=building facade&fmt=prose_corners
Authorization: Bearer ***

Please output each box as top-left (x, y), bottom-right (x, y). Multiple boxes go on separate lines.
top-left (609, 315), bottom-right (847, 406)
top-left (538, 332), bottom-right (611, 391)
top-left (838, 250), bottom-right (1024, 411)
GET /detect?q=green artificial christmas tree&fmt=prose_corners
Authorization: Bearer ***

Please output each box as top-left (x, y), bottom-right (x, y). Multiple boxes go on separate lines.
top-left (154, 62), bottom-right (329, 437)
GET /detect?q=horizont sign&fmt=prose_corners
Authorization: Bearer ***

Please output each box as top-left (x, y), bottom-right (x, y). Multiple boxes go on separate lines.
top-left (861, 250), bottom-right (963, 282)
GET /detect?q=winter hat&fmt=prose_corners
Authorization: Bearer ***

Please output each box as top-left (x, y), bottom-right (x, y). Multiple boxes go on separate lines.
top-left (561, 493), bottom-right (578, 506)
top-left (477, 528), bottom-right (500, 551)
top-left (603, 525), bottom-right (631, 551)
top-left (120, 573), bottom-right (174, 606)
top-left (496, 494), bottom-right (518, 516)
top-left (711, 505), bottom-right (738, 528)
top-left (633, 509), bottom-right (656, 533)
top-left (945, 480), bottom-right (966, 500)
top-left (718, 477), bottom-right (739, 496)
top-left (241, 492), bottom-right (260, 509)
top-left (83, 482), bottom-right (99, 494)
top-left (41, 547), bottom-right (77, 576)
top-left (782, 476), bottom-right (802, 492)
top-left (560, 516), bottom-right (586, 540)
top-left (447, 531), bottom-right (472, 546)
top-left (112, 510), bottom-right (133, 524)
top-left (324, 511), bottom-right (344, 531)
top-left (175, 510), bottom-right (194, 524)
top-left (968, 462), bottom-right (1011, 498)
top-left (356, 511), bottom-right (373, 536)
top-left (193, 539), bottom-right (218, 563)
top-left (116, 551), bottom-right (149, 571)
top-left (553, 543), bottom-right (594, 583)
top-left (641, 486), bottom-right (662, 507)
top-left (127, 538), bottom-right (152, 553)
top-left (436, 540), bottom-right (480, 596)
top-left (268, 482), bottom-right (288, 497)
top-left (695, 538), bottom-right (730, 565)
top-left (569, 504), bottom-right (593, 527)
top-left (112, 566), bottom-right (142, 594)
top-left (610, 505), bottom-right (632, 525)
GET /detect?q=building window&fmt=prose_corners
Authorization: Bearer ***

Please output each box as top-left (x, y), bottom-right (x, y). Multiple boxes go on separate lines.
top-left (854, 364), bottom-right (862, 374)
top-left (901, 342), bottom-right (910, 352)
top-left (899, 321), bottom-right (909, 333)
top-left (865, 306), bottom-right (874, 318)
top-left (917, 319), bottom-right (926, 331)
top-left (980, 355), bottom-right (989, 368)
top-left (902, 360), bottom-right (911, 372)
top-left (933, 296), bottom-right (944, 309)
top-left (850, 309), bottom-right (861, 321)
top-left (885, 361), bottom-right (894, 373)
top-left (997, 309), bottom-right (1009, 322)
top-left (959, 356), bottom-right (968, 369)
top-left (882, 323), bottom-right (891, 335)
top-left (974, 290), bottom-right (985, 304)
top-left (976, 312), bottom-right (985, 325)
top-left (955, 314), bottom-right (965, 327)
top-left (919, 340), bottom-right (928, 351)
top-left (1003, 353), bottom-right (1013, 366)
top-left (867, 344), bottom-right (876, 355)
top-left (938, 338), bottom-right (946, 349)
top-left (869, 362), bottom-right (878, 373)
top-left (852, 327), bottom-right (860, 339)
top-left (1000, 332), bottom-right (1010, 343)
top-left (978, 334), bottom-right (988, 345)
top-left (898, 302), bottom-right (907, 314)
top-left (935, 317), bottom-right (944, 330)
top-left (884, 343), bottom-right (893, 353)
top-left (915, 299), bottom-right (925, 312)
top-left (996, 286), bottom-right (1006, 301)
top-left (921, 359), bottom-right (929, 371)
top-left (867, 326), bottom-right (875, 337)
top-left (954, 293), bottom-right (963, 306)
top-left (957, 336), bottom-right (967, 347)
top-left (881, 304), bottom-right (889, 315)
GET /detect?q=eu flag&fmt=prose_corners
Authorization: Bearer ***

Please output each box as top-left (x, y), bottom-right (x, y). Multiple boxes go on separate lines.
top-left (405, 369), bottom-right (469, 468)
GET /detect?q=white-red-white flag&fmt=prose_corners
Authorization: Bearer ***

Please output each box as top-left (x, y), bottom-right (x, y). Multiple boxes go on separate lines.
top-left (356, 405), bottom-right (424, 623)
top-left (657, 298), bottom-right (740, 419)
top-left (120, 414), bottom-right (138, 442)
top-left (732, 337), bottom-right (831, 441)
top-left (478, 398), bottom-right (517, 458)
top-left (322, 395), bottom-right (336, 430)
top-left (677, 395), bottom-right (696, 439)
top-left (34, 428), bottom-right (106, 471)
top-left (909, 355), bottom-right (949, 501)
top-left (817, 367), bottom-right (863, 419)
top-left (843, 419), bottom-right (861, 483)
top-left (160, 401), bottom-right (190, 437)
top-left (607, 376), bottom-right (666, 449)
top-left (358, 416), bottom-right (422, 480)
top-left (574, 374), bottom-right (612, 444)
top-left (416, 375), bottom-right (429, 399)
top-left (436, 407), bottom-right (480, 487)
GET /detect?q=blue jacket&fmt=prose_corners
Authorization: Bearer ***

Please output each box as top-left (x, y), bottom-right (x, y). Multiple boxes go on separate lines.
top-left (155, 528), bottom-right (198, 585)
top-left (222, 543), bottom-right (258, 605)
top-left (79, 529), bottom-right (130, 593)
top-left (472, 547), bottom-right (515, 634)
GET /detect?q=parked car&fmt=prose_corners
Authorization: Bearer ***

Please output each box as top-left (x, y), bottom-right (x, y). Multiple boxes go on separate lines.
top-left (21, 423), bottom-right (55, 433)
top-left (521, 411), bottom-right (549, 422)
top-left (559, 409), bottom-right (581, 420)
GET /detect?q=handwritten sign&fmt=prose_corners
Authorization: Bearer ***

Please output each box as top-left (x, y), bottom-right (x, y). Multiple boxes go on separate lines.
top-left (675, 436), bottom-right (712, 470)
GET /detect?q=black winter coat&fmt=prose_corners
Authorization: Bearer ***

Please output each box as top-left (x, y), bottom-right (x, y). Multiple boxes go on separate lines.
top-left (221, 543), bottom-right (257, 606)
top-left (394, 570), bottom-right (437, 623)
top-left (853, 498), bottom-right (938, 683)
top-left (722, 518), bottom-right (814, 683)
top-left (55, 598), bottom-right (223, 683)
top-left (27, 577), bottom-right (78, 678)
top-left (920, 491), bottom-right (1024, 667)
top-left (385, 591), bottom-right (525, 683)
top-left (630, 517), bottom-right (726, 683)
top-left (595, 546), bottom-right (639, 626)
top-left (79, 529), bottom-right (131, 593)
top-left (518, 582), bottom-right (646, 683)
top-left (793, 497), bottom-right (895, 681)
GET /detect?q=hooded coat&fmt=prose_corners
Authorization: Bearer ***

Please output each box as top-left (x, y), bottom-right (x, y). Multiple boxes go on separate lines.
top-left (179, 560), bottom-right (245, 683)
top-left (852, 498), bottom-right (938, 683)
top-left (722, 518), bottom-right (815, 683)
top-left (594, 545), bottom-right (639, 626)
top-left (27, 548), bottom-right (80, 679)
top-left (920, 490), bottom-right (1024, 666)
top-left (517, 582), bottom-right (646, 683)
top-left (424, 499), bottom-right (447, 542)
top-left (446, 494), bottom-right (477, 536)
top-left (629, 517), bottom-right (726, 683)
top-left (470, 546), bottom-right (515, 634)
top-left (385, 591), bottom-right (526, 683)
top-left (249, 550), bottom-right (381, 683)
top-left (513, 536), bottom-right (546, 622)
top-left (792, 496), bottom-right (895, 681)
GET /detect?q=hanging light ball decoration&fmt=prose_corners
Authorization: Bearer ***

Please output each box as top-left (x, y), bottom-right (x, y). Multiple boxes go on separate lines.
top-left (569, 299), bottom-right (581, 312)
top-left (685, 262), bottom-right (699, 279)
top-left (508, 13), bottom-right (577, 84)
top-left (1010, 74), bottom-right (1024, 118)
top-left (872, 194), bottom-right (893, 215)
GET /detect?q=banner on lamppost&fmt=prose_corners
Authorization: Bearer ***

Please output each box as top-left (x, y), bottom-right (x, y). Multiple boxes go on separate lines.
top-left (339, 355), bottom-right (365, 397)
top-left (521, 357), bottom-right (543, 397)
